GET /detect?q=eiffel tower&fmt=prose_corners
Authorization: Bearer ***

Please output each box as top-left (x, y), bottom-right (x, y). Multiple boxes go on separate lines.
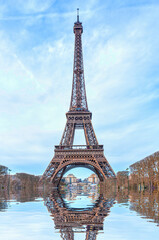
top-left (41, 9), bottom-right (116, 186)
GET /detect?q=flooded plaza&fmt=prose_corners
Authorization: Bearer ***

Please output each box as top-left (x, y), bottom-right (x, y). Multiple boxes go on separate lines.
top-left (0, 187), bottom-right (159, 240)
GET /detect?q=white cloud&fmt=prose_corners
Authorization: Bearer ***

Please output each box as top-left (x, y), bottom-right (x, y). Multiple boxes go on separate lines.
top-left (6, 0), bottom-right (55, 14)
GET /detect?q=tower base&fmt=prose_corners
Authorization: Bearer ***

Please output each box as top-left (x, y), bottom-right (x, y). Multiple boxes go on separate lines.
top-left (41, 145), bottom-right (116, 186)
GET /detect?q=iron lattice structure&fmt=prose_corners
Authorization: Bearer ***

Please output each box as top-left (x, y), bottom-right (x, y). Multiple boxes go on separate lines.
top-left (44, 190), bottom-right (115, 240)
top-left (41, 10), bottom-right (116, 185)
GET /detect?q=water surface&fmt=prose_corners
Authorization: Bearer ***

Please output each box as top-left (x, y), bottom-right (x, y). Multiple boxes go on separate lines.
top-left (0, 189), bottom-right (159, 240)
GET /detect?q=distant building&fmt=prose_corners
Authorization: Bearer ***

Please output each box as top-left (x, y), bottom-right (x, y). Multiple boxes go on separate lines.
top-left (88, 174), bottom-right (99, 184)
top-left (76, 178), bottom-right (82, 183)
top-left (64, 174), bottom-right (77, 184)
top-left (83, 178), bottom-right (88, 183)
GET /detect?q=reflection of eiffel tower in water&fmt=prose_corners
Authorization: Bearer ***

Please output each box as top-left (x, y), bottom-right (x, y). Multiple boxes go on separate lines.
top-left (41, 9), bottom-right (116, 186)
top-left (44, 190), bottom-right (115, 240)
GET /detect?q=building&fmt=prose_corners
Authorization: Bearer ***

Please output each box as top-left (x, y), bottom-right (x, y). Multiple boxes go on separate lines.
top-left (88, 174), bottom-right (99, 184)
top-left (64, 174), bottom-right (77, 184)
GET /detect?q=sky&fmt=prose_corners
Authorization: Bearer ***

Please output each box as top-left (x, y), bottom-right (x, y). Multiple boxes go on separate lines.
top-left (0, 0), bottom-right (159, 178)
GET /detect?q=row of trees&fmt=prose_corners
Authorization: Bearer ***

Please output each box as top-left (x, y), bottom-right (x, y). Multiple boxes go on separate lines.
top-left (0, 165), bottom-right (9, 190)
top-left (0, 166), bottom-right (40, 191)
top-left (116, 152), bottom-right (159, 191)
top-left (10, 173), bottom-right (40, 191)
top-left (116, 171), bottom-right (129, 189)
top-left (129, 151), bottom-right (159, 190)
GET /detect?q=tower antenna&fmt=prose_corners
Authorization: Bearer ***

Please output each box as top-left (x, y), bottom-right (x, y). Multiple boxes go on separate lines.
top-left (77, 8), bottom-right (79, 22)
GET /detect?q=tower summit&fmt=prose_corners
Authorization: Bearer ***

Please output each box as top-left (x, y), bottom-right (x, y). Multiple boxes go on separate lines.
top-left (41, 10), bottom-right (116, 186)
top-left (70, 8), bottom-right (87, 112)
top-left (77, 8), bottom-right (79, 22)
top-left (60, 8), bottom-right (97, 146)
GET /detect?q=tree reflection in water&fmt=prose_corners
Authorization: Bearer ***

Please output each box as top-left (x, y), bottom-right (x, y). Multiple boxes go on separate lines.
top-left (129, 191), bottom-right (159, 226)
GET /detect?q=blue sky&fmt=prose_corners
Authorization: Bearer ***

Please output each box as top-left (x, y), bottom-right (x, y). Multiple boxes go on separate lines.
top-left (0, 0), bottom-right (159, 177)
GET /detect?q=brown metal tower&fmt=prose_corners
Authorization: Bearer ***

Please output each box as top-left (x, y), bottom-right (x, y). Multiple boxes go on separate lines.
top-left (41, 9), bottom-right (116, 185)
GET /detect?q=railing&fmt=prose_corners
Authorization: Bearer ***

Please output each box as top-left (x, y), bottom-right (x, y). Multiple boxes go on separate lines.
top-left (55, 145), bottom-right (103, 150)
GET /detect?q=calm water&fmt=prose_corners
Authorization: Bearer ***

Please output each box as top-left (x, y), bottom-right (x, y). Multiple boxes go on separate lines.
top-left (0, 189), bottom-right (159, 240)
